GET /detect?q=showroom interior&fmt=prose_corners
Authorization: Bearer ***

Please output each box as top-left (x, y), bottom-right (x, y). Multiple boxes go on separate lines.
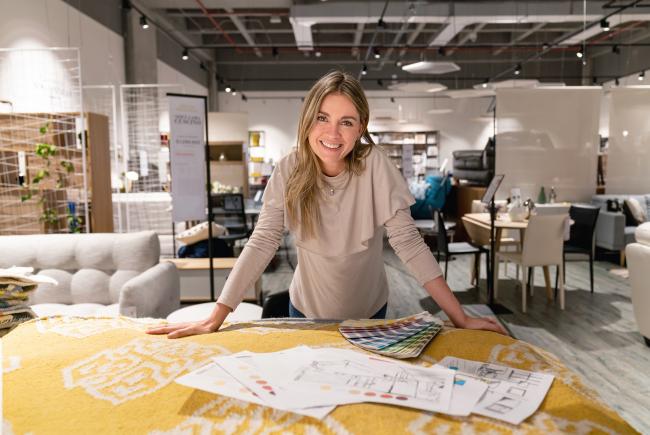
top-left (1, 0), bottom-right (649, 433)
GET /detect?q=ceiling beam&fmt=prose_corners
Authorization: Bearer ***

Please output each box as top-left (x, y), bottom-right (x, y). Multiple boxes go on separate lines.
top-left (352, 23), bottom-right (365, 56)
top-left (399, 22), bottom-right (427, 58)
top-left (447, 22), bottom-right (487, 55)
top-left (493, 22), bottom-right (546, 55)
top-left (225, 8), bottom-right (263, 57)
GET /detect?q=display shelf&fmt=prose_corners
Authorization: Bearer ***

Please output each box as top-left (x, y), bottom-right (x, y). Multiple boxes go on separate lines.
top-left (371, 131), bottom-right (439, 179)
top-left (247, 130), bottom-right (273, 192)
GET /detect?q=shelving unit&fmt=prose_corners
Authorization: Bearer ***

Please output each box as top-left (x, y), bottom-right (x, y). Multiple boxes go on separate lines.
top-left (247, 130), bottom-right (273, 197)
top-left (0, 112), bottom-right (112, 234)
top-left (207, 113), bottom-right (249, 197)
top-left (371, 131), bottom-right (439, 179)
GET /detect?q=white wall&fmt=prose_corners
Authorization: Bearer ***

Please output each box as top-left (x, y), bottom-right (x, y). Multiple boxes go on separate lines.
top-left (606, 87), bottom-right (650, 194)
top-left (495, 87), bottom-right (601, 202)
top-left (157, 60), bottom-right (208, 97)
top-left (0, 0), bottom-right (125, 87)
top-left (218, 90), bottom-right (492, 166)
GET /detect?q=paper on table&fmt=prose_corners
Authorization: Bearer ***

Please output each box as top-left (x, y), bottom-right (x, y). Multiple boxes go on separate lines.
top-left (175, 360), bottom-right (335, 420)
top-left (289, 348), bottom-right (455, 413)
top-left (214, 347), bottom-right (365, 409)
top-left (439, 372), bottom-right (488, 416)
top-left (438, 357), bottom-right (554, 425)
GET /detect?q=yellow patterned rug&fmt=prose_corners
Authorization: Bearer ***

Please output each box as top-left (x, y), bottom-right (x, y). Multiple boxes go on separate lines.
top-left (2, 316), bottom-right (638, 434)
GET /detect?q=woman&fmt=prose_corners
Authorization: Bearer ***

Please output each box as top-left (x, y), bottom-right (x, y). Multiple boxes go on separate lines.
top-left (148, 70), bottom-right (506, 338)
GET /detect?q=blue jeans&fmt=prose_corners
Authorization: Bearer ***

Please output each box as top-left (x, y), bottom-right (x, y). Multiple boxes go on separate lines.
top-left (289, 301), bottom-right (387, 319)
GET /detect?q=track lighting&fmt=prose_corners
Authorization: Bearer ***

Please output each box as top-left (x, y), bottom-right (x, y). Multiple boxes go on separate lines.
top-left (361, 65), bottom-right (368, 76)
top-left (576, 48), bottom-right (583, 58)
top-left (592, 76), bottom-right (598, 85)
top-left (612, 45), bottom-right (620, 55)
top-left (314, 50), bottom-right (322, 57)
top-left (140, 15), bottom-right (149, 30)
top-left (231, 89), bottom-right (237, 96)
top-left (601, 19), bottom-right (610, 32)
top-left (376, 79), bottom-right (384, 87)
top-left (224, 85), bottom-right (232, 93)
top-left (181, 49), bottom-right (189, 61)
top-left (542, 42), bottom-right (550, 50)
top-left (395, 60), bottom-right (403, 68)
top-left (241, 94), bottom-right (248, 102)
top-left (638, 71), bottom-right (645, 81)
top-left (615, 78), bottom-right (620, 86)
top-left (272, 47), bottom-right (279, 59)
top-left (437, 47), bottom-right (446, 57)
top-left (199, 62), bottom-right (206, 71)
top-left (482, 79), bottom-right (489, 88)
top-left (373, 48), bottom-right (381, 59)
top-left (514, 64), bottom-right (522, 76)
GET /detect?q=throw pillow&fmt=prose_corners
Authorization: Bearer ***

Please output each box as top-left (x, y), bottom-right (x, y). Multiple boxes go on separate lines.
top-left (625, 198), bottom-right (647, 224)
top-left (176, 221), bottom-right (228, 245)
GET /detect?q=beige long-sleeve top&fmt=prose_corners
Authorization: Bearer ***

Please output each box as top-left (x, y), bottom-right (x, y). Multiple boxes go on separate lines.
top-left (216, 146), bottom-right (443, 319)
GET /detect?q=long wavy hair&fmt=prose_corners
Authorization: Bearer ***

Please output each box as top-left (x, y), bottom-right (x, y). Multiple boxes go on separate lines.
top-left (285, 70), bottom-right (375, 239)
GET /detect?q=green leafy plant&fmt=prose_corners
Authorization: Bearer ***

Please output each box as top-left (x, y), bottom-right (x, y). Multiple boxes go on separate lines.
top-left (19, 122), bottom-right (77, 232)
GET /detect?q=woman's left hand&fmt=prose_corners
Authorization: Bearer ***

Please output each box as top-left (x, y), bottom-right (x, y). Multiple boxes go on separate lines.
top-left (459, 316), bottom-right (508, 335)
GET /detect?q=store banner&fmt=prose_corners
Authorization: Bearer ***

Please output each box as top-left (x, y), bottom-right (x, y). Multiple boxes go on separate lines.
top-left (168, 94), bottom-right (207, 221)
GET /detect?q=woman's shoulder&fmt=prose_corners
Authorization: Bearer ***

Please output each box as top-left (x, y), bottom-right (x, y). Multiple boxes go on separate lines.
top-left (364, 145), bottom-right (398, 173)
top-left (273, 150), bottom-right (298, 178)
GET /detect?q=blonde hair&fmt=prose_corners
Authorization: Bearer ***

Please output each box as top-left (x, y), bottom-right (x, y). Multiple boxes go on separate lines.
top-left (285, 70), bottom-right (375, 239)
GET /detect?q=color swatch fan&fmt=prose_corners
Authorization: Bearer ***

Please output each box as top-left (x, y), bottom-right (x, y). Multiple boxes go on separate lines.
top-left (339, 312), bottom-right (443, 359)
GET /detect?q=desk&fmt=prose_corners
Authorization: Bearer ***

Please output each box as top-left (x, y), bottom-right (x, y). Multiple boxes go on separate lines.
top-left (462, 213), bottom-right (555, 299)
top-left (3, 317), bottom-right (635, 433)
top-left (163, 258), bottom-right (261, 303)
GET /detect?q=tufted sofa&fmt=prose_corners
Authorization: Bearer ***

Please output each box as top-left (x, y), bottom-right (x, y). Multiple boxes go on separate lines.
top-left (0, 231), bottom-right (179, 318)
top-left (626, 223), bottom-right (650, 347)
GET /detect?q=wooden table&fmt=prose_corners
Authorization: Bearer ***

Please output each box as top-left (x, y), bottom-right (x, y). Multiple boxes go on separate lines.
top-left (163, 258), bottom-right (262, 303)
top-left (462, 213), bottom-right (555, 301)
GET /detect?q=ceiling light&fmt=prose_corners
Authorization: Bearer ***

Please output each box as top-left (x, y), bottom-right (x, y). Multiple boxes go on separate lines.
top-left (639, 71), bottom-right (645, 81)
top-left (181, 49), bottom-right (189, 61)
top-left (612, 44), bottom-right (620, 54)
top-left (140, 15), bottom-right (149, 30)
top-left (224, 85), bottom-right (232, 93)
top-left (314, 50), bottom-right (322, 57)
top-left (269, 15), bottom-right (281, 24)
top-left (437, 47), bottom-right (446, 57)
top-left (361, 65), bottom-right (368, 76)
top-left (601, 19), bottom-right (610, 31)
top-left (401, 61), bottom-right (460, 75)
top-left (542, 42), bottom-right (550, 50)
top-left (272, 47), bottom-right (279, 59)
top-left (482, 79), bottom-right (489, 88)
top-left (615, 78), bottom-right (620, 86)
top-left (514, 64), bottom-right (522, 75)
top-left (592, 76), bottom-right (598, 85)
top-left (395, 60), bottom-right (403, 68)
top-left (242, 94), bottom-right (248, 102)
top-left (576, 48), bottom-right (583, 58)
top-left (231, 89), bottom-right (237, 96)
top-left (376, 79), bottom-right (384, 87)
top-left (373, 48), bottom-right (381, 59)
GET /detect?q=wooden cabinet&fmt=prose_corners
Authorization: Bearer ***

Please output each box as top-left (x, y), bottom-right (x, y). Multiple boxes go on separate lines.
top-left (207, 113), bottom-right (249, 197)
top-left (0, 112), bottom-right (112, 234)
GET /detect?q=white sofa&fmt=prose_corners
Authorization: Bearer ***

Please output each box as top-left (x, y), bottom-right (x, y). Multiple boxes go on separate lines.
top-left (0, 231), bottom-right (180, 318)
top-left (625, 222), bottom-right (650, 347)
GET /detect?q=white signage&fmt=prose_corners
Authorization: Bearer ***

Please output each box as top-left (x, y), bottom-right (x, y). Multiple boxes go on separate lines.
top-left (169, 95), bottom-right (207, 222)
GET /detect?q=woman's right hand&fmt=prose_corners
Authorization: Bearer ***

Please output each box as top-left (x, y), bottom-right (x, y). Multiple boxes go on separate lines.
top-left (146, 303), bottom-right (231, 339)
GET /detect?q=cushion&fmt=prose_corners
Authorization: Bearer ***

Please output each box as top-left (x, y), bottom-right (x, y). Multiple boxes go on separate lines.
top-left (109, 270), bottom-right (141, 303)
top-left (625, 198), bottom-right (647, 224)
top-left (29, 269), bottom-right (74, 304)
top-left (70, 269), bottom-right (112, 304)
top-left (176, 221), bottom-right (228, 246)
top-left (113, 232), bottom-right (159, 271)
top-left (636, 222), bottom-right (650, 245)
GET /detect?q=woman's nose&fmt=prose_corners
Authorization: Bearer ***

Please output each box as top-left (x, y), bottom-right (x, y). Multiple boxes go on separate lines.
top-left (325, 121), bottom-right (342, 136)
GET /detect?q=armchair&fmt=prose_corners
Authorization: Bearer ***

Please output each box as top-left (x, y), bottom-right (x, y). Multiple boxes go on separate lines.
top-left (625, 223), bottom-right (650, 347)
top-left (0, 231), bottom-right (179, 318)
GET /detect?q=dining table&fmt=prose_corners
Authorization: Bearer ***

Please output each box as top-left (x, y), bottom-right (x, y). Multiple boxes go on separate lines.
top-left (461, 213), bottom-right (561, 301)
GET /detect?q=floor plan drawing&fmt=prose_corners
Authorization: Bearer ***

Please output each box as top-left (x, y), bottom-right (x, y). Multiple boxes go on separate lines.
top-left (438, 356), bottom-right (554, 425)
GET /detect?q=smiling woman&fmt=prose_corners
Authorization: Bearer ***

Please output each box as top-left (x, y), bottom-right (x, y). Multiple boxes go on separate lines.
top-left (147, 70), bottom-right (506, 339)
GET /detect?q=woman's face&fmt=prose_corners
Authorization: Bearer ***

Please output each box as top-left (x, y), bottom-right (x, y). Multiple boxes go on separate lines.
top-left (308, 92), bottom-right (363, 177)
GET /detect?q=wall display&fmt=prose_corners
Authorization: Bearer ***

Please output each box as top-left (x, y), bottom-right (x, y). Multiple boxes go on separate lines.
top-left (371, 131), bottom-right (439, 179)
top-left (168, 94), bottom-right (208, 222)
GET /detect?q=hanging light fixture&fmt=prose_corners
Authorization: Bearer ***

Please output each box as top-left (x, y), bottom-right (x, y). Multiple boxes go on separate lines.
top-left (600, 19), bottom-right (610, 31)
top-left (373, 48), bottom-right (381, 59)
top-left (576, 48), bottom-right (583, 58)
top-left (514, 64), bottom-right (522, 76)
top-left (140, 15), bottom-right (149, 29)
top-left (638, 70), bottom-right (645, 81)
top-left (361, 65), bottom-right (368, 75)
top-left (181, 49), bottom-right (189, 61)
top-left (224, 85), bottom-right (232, 93)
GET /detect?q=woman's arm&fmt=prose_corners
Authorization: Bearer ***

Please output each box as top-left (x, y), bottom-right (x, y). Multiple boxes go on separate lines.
top-left (385, 208), bottom-right (507, 335)
top-left (147, 204), bottom-right (285, 338)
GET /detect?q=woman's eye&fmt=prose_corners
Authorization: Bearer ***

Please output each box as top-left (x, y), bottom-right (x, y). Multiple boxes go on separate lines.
top-left (342, 121), bottom-right (353, 127)
top-left (317, 115), bottom-right (327, 122)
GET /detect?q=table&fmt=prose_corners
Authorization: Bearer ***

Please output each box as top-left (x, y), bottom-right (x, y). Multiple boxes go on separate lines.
top-left (462, 213), bottom-right (555, 300)
top-left (163, 258), bottom-right (261, 303)
top-left (2, 316), bottom-right (636, 434)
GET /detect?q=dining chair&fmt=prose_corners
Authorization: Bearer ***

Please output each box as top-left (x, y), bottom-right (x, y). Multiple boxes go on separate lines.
top-left (434, 210), bottom-right (488, 288)
top-left (211, 193), bottom-right (251, 246)
top-left (494, 214), bottom-right (567, 313)
top-left (555, 205), bottom-right (600, 295)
